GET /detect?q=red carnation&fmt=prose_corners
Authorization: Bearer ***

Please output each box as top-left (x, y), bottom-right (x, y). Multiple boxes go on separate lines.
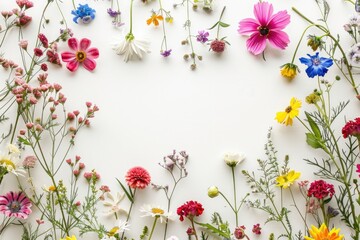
top-left (342, 117), bottom-right (360, 138)
top-left (38, 33), bottom-right (49, 48)
top-left (307, 180), bottom-right (335, 200)
top-left (177, 200), bottom-right (204, 221)
top-left (125, 166), bottom-right (151, 189)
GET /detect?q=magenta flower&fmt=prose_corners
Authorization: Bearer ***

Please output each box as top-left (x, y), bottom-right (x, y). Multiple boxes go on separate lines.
top-left (61, 38), bottom-right (99, 72)
top-left (0, 191), bottom-right (32, 219)
top-left (238, 2), bottom-right (290, 55)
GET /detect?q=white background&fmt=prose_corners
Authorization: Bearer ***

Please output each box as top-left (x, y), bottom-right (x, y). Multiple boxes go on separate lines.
top-left (1, 0), bottom-right (360, 239)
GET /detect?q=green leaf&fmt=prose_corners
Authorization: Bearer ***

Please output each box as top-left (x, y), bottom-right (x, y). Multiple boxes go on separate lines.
top-left (196, 222), bottom-right (230, 238)
top-left (306, 133), bottom-right (323, 149)
top-left (305, 112), bottom-right (322, 138)
top-left (18, 137), bottom-right (31, 146)
top-left (218, 21), bottom-right (230, 28)
top-left (116, 178), bottom-right (134, 203)
top-left (208, 21), bottom-right (219, 30)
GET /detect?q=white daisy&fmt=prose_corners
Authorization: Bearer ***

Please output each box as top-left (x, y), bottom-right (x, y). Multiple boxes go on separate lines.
top-left (139, 205), bottom-right (172, 223)
top-left (0, 146), bottom-right (25, 177)
top-left (102, 192), bottom-right (128, 217)
top-left (113, 33), bottom-right (150, 62)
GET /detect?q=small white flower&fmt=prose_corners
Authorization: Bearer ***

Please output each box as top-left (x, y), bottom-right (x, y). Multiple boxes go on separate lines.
top-left (348, 43), bottom-right (360, 65)
top-left (0, 150), bottom-right (25, 177)
top-left (117, 219), bottom-right (130, 233)
top-left (103, 192), bottom-right (128, 217)
top-left (223, 152), bottom-right (245, 167)
top-left (101, 236), bottom-right (116, 240)
top-left (139, 204), bottom-right (172, 223)
top-left (113, 33), bottom-right (150, 62)
top-left (349, 14), bottom-right (360, 26)
top-left (167, 236), bottom-right (179, 240)
top-left (7, 144), bottom-right (20, 154)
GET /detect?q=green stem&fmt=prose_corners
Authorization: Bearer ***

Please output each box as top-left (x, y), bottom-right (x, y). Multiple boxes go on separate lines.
top-left (121, 189), bottom-right (136, 240)
top-left (289, 188), bottom-right (309, 232)
top-left (216, 6), bottom-right (226, 39)
top-left (190, 219), bottom-right (199, 240)
top-left (231, 166), bottom-right (238, 226)
top-left (290, 24), bottom-right (314, 63)
top-left (218, 191), bottom-right (235, 212)
top-left (129, 0), bottom-right (134, 35)
top-left (148, 217), bottom-right (159, 240)
top-left (10, 106), bottom-right (20, 144)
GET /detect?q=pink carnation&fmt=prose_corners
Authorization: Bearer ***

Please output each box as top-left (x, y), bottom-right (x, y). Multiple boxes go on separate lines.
top-left (125, 166), bottom-right (151, 189)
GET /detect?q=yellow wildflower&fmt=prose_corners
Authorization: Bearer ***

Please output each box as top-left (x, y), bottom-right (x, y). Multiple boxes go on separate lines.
top-left (146, 13), bottom-right (164, 26)
top-left (280, 63), bottom-right (298, 80)
top-left (48, 185), bottom-right (56, 191)
top-left (60, 235), bottom-right (77, 240)
top-left (276, 170), bottom-right (301, 189)
top-left (275, 97), bottom-right (302, 126)
top-left (305, 223), bottom-right (343, 240)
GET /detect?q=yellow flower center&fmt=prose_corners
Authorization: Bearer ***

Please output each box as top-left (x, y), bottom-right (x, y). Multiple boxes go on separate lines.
top-left (48, 185), bottom-right (56, 191)
top-left (76, 51), bottom-right (87, 62)
top-left (0, 159), bottom-right (15, 170)
top-left (285, 106), bottom-right (292, 113)
top-left (151, 207), bottom-right (165, 215)
top-left (108, 227), bottom-right (119, 236)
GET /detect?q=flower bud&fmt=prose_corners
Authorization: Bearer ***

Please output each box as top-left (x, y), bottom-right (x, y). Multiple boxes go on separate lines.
top-left (207, 186), bottom-right (219, 198)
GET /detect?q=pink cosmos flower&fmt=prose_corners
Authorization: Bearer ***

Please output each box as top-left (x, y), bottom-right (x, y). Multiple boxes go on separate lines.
top-left (238, 2), bottom-right (290, 55)
top-left (61, 38), bottom-right (99, 72)
top-left (0, 191), bottom-right (32, 219)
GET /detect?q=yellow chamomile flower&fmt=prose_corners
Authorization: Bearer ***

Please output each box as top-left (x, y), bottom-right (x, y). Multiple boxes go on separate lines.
top-left (60, 235), bottom-right (77, 240)
top-left (305, 223), bottom-right (343, 240)
top-left (275, 97), bottom-right (302, 126)
top-left (280, 63), bottom-right (298, 80)
top-left (276, 170), bottom-right (301, 189)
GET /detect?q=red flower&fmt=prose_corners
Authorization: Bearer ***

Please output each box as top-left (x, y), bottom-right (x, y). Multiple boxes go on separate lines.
top-left (356, 164), bottom-right (360, 177)
top-left (38, 33), bottom-right (48, 48)
top-left (210, 39), bottom-right (226, 53)
top-left (252, 223), bottom-right (261, 235)
top-left (125, 166), bottom-right (151, 189)
top-left (177, 200), bottom-right (204, 221)
top-left (234, 225), bottom-right (246, 239)
top-left (342, 117), bottom-right (360, 138)
top-left (61, 38), bottom-right (99, 72)
top-left (34, 48), bottom-right (43, 57)
top-left (307, 180), bottom-right (335, 200)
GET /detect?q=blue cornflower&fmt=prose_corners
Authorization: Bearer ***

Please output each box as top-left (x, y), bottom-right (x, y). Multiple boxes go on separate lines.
top-left (71, 4), bottom-right (96, 24)
top-left (299, 52), bottom-right (333, 78)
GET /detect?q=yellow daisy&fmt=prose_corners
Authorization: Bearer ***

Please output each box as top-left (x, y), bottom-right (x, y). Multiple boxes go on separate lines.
top-left (276, 170), bottom-right (301, 189)
top-left (275, 97), bottom-right (302, 126)
top-left (280, 63), bottom-right (298, 80)
top-left (305, 223), bottom-right (343, 240)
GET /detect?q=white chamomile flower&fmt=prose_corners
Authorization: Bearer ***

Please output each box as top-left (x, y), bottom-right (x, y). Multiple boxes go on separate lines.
top-left (139, 205), bottom-right (172, 223)
top-left (102, 192), bottom-right (128, 217)
top-left (0, 147), bottom-right (25, 177)
top-left (223, 152), bottom-right (245, 167)
top-left (113, 33), bottom-right (150, 62)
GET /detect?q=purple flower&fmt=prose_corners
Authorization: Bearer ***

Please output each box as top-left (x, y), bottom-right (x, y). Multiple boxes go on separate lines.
top-left (107, 8), bottom-right (120, 18)
top-left (161, 49), bottom-right (172, 57)
top-left (196, 30), bottom-right (209, 43)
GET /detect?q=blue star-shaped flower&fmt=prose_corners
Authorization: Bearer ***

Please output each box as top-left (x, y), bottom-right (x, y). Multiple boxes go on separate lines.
top-left (299, 52), bottom-right (333, 78)
top-left (71, 4), bottom-right (96, 24)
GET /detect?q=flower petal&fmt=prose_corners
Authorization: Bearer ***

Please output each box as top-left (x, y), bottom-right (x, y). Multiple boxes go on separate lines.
top-left (268, 10), bottom-right (290, 30)
top-left (66, 59), bottom-right (79, 72)
top-left (254, 2), bottom-right (273, 26)
top-left (238, 18), bottom-right (260, 35)
top-left (246, 33), bottom-right (267, 55)
top-left (86, 47), bottom-right (99, 59)
top-left (82, 58), bottom-right (96, 71)
top-left (68, 38), bottom-right (79, 51)
top-left (61, 52), bottom-right (76, 62)
top-left (80, 38), bottom-right (91, 51)
top-left (267, 30), bottom-right (289, 50)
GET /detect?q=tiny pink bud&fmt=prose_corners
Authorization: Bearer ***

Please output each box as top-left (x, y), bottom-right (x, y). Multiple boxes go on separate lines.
top-left (78, 117), bottom-right (83, 123)
top-left (66, 159), bottom-right (72, 165)
top-left (29, 96), bottom-right (37, 104)
top-left (86, 102), bottom-right (92, 108)
top-left (73, 110), bottom-right (80, 116)
top-left (73, 169), bottom-right (80, 176)
top-left (49, 106), bottom-right (55, 112)
top-left (53, 83), bottom-right (62, 92)
top-left (36, 219), bottom-right (44, 225)
top-left (19, 129), bottom-right (26, 135)
top-left (67, 112), bottom-right (75, 120)
top-left (19, 40), bottom-right (28, 50)
top-left (51, 114), bottom-right (57, 120)
top-left (75, 155), bottom-right (81, 162)
top-left (79, 162), bottom-right (85, 169)
top-left (35, 124), bottom-right (43, 132)
top-left (75, 201), bottom-right (81, 207)
top-left (84, 119), bottom-right (90, 126)
top-left (26, 122), bottom-right (34, 129)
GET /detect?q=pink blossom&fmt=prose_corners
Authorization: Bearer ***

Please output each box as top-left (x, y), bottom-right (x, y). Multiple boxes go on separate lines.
top-left (61, 38), bottom-right (99, 72)
top-left (238, 2), bottom-right (290, 55)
